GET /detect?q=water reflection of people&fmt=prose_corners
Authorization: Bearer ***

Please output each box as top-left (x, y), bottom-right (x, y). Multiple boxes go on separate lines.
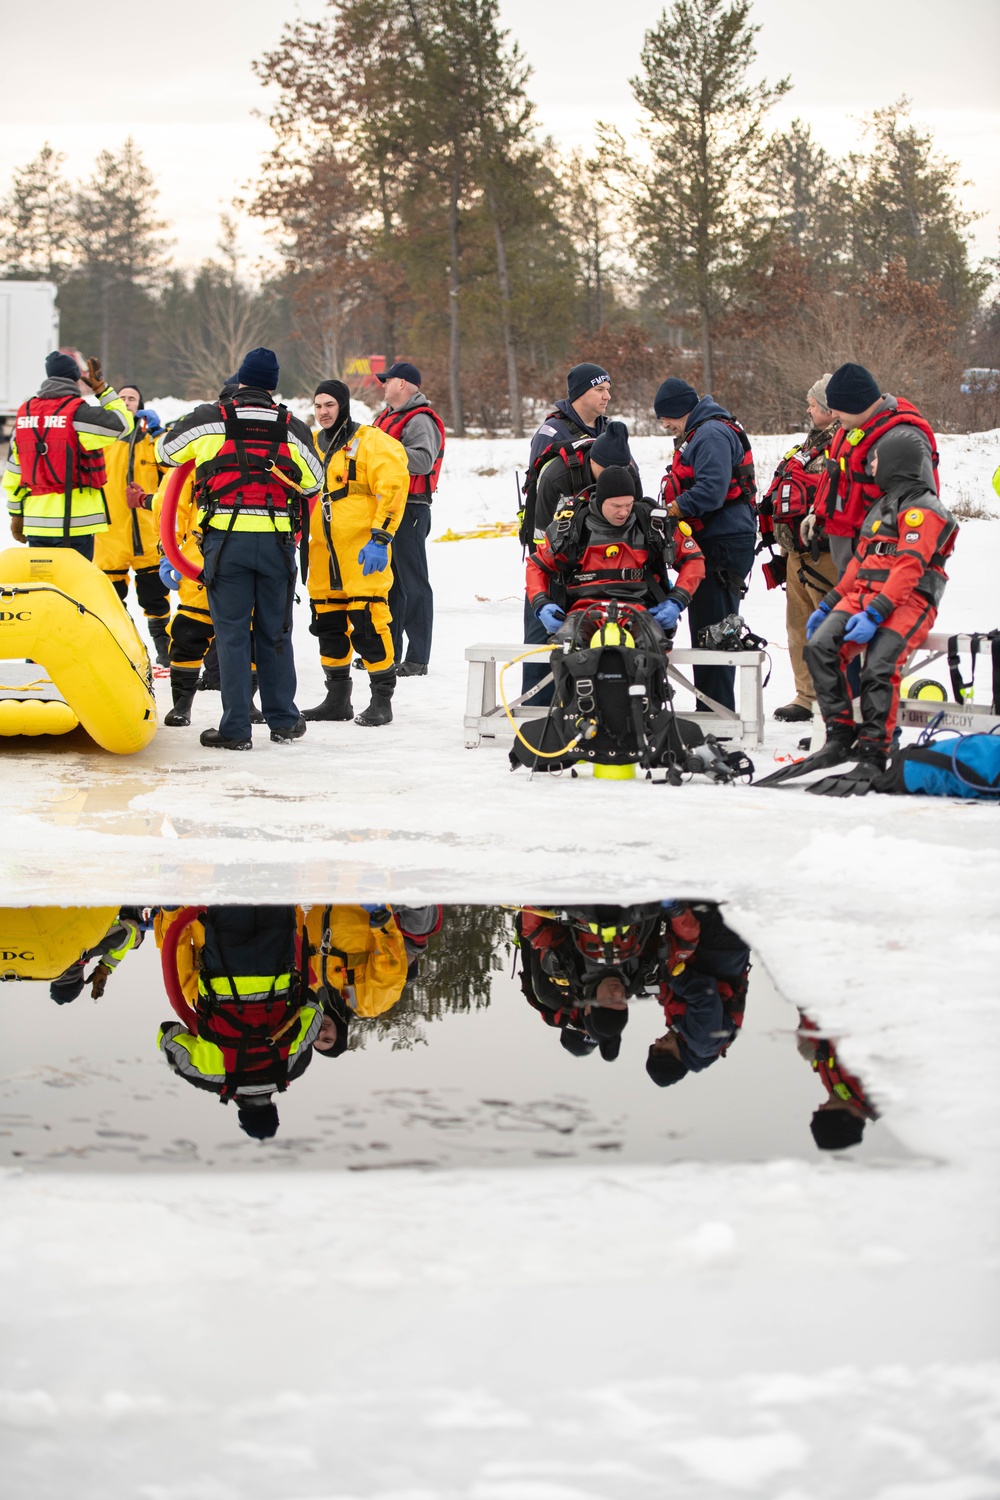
top-left (517, 904), bottom-right (672, 1060)
top-left (798, 1013), bottom-right (879, 1150)
top-left (50, 908), bottom-right (148, 1004)
top-left (156, 906), bottom-right (324, 1139)
top-left (645, 902), bottom-right (751, 1088)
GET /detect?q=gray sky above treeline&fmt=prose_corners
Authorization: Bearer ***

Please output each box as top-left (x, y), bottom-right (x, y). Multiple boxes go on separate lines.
top-left (2, 0), bottom-right (997, 272)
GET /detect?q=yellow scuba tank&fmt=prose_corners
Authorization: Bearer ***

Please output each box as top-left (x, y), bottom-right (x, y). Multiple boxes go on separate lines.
top-left (0, 906), bottom-right (119, 981)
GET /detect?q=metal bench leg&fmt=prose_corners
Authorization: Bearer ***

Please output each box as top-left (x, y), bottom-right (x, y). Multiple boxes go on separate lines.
top-left (464, 660), bottom-right (487, 747)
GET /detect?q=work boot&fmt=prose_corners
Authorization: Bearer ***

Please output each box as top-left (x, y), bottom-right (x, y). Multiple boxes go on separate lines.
top-left (355, 668), bottom-right (395, 727)
top-left (200, 727), bottom-right (252, 751)
top-left (773, 701), bottom-right (811, 722)
top-left (270, 715), bottom-right (308, 744)
top-left (164, 667), bottom-right (200, 727)
top-left (148, 615), bottom-right (171, 668)
top-left (302, 667), bottom-right (353, 722)
top-left (397, 661), bottom-right (428, 677)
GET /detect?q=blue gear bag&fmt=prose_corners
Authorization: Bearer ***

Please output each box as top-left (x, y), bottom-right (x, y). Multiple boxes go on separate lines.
top-left (882, 723), bottom-right (1000, 800)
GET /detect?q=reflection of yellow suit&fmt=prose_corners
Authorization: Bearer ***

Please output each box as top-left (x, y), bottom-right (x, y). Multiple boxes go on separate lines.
top-left (308, 424), bottom-right (409, 672)
top-left (94, 428), bottom-right (168, 620)
top-left (152, 470), bottom-right (213, 672)
top-left (300, 904), bottom-right (408, 1018)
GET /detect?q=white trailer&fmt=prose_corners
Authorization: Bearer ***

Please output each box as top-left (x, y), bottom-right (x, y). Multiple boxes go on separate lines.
top-left (0, 281), bottom-right (60, 438)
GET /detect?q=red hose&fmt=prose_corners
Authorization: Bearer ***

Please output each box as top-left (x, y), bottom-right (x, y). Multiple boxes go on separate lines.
top-left (158, 461), bottom-right (202, 582)
top-left (160, 906), bottom-right (206, 1033)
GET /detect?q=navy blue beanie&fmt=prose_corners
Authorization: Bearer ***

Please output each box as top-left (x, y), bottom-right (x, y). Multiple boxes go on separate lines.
top-left (824, 363), bottom-right (881, 415)
top-left (238, 1101), bottom-right (279, 1139)
top-left (646, 1046), bottom-right (689, 1087)
top-left (45, 351), bottom-right (80, 382)
top-left (567, 362), bottom-right (610, 401)
top-left (653, 378), bottom-right (699, 418)
top-left (237, 347), bottom-right (280, 391)
top-left (590, 419), bottom-right (632, 469)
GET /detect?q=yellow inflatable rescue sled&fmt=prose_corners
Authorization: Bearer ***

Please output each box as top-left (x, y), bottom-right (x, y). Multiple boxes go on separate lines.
top-left (0, 906), bottom-right (119, 981)
top-left (0, 547), bottom-right (156, 753)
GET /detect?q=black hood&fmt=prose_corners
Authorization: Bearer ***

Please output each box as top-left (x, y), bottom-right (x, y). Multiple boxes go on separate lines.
top-left (868, 425), bottom-right (935, 503)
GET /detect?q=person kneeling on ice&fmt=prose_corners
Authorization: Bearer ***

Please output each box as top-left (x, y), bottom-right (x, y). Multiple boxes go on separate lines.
top-left (795, 425), bottom-right (959, 796)
top-left (527, 465), bottom-right (705, 636)
top-left (645, 902), bottom-right (750, 1089)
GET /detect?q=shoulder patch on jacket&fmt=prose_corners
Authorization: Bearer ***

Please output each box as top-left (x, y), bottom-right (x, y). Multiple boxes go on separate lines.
top-left (538, 424), bottom-right (557, 436)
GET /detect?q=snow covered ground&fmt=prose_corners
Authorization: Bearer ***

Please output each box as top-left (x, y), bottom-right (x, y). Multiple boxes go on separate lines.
top-left (1, 426), bottom-right (999, 1498)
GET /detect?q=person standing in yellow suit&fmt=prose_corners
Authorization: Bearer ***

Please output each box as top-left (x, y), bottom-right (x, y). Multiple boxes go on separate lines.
top-left (93, 385), bottom-right (172, 665)
top-left (302, 379), bottom-right (409, 727)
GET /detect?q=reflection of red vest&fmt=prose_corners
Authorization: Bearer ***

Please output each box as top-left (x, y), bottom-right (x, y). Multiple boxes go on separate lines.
top-left (661, 416), bottom-right (756, 521)
top-left (15, 395), bottom-right (107, 496)
top-left (372, 404), bottom-right (446, 497)
top-left (813, 399), bottom-right (938, 538)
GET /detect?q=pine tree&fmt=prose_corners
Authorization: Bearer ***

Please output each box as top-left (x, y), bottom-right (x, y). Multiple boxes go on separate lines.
top-left (72, 138), bottom-right (169, 370)
top-left (765, 119), bottom-right (848, 269)
top-left (0, 143), bottom-right (74, 280)
top-left (619, 0), bottom-right (790, 388)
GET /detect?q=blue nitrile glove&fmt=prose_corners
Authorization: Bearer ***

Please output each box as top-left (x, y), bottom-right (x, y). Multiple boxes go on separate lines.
top-left (138, 408), bottom-right (163, 435)
top-left (159, 558), bottom-right (182, 590)
top-left (361, 903), bottom-right (392, 929)
top-left (843, 607), bottom-right (881, 645)
top-left (536, 601), bottom-right (566, 634)
top-left (805, 602), bottom-right (831, 640)
top-left (358, 535), bottom-right (389, 576)
top-left (651, 599), bottom-right (682, 632)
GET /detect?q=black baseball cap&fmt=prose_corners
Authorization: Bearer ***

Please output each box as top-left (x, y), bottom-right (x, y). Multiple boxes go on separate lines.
top-left (376, 361), bottom-right (422, 386)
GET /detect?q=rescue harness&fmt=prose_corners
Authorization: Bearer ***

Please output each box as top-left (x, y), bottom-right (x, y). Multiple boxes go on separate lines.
top-left (14, 395), bottom-right (109, 537)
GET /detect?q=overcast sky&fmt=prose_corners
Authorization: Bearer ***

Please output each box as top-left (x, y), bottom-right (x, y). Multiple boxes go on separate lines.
top-left (2, 0), bottom-right (997, 272)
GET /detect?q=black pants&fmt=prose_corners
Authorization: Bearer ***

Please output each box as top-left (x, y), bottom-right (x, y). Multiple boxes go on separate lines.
top-left (521, 592), bottom-right (554, 706)
top-left (388, 503), bottom-right (433, 664)
top-left (686, 533), bottom-right (755, 712)
top-left (28, 535), bottom-right (95, 561)
top-left (202, 530), bottom-right (298, 741)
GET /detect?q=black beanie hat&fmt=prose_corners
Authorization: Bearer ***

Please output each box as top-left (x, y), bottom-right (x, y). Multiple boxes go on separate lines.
top-left (645, 1046), bottom-right (689, 1088)
top-left (238, 1101), bottom-right (280, 1139)
top-left (594, 465), bottom-right (636, 507)
top-left (824, 363), bottom-right (881, 415)
top-left (237, 347), bottom-right (279, 391)
top-left (315, 379), bottom-right (351, 424)
top-left (585, 1005), bottom-right (629, 1041)
top-left (561, 1028), bottom-right (598, 1058)
top-left (119, 384), bottom-right (144, 407)
top-left (653, 378), bottom-right (699, 418)
top-left (810, 1107), bottom-right (867, 1151)
top-left (598, 1036), bottom-right (622, 1062)
top-left (590, 419), bottom-right (632, 469)
top-left (45, 350), bottom-right (80, 382)
top-left (50, 972), bottom-right (85, 1004)
top-left (567, 362), bottom-right (610, 401)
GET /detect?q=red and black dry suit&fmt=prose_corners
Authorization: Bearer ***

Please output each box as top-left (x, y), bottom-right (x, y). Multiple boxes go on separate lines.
top-left (526, 494), bottom-right (705, 622)
top-left (804, 425), bottom-right (958, 756)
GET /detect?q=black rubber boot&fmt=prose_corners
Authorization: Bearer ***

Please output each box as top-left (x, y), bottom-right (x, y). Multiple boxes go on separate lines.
top-left (200, 727), bottom-right (252, 751)
top-left (148, 615), bottom-right (171, 668)
top-left (355, 668), bottom-right (395, 727)
top-left (164, 667), bottom-right (200, 727)
top-left (302, 667), bottom-right (354, 722)
top-left (198, 641), bottom-right (220, 691)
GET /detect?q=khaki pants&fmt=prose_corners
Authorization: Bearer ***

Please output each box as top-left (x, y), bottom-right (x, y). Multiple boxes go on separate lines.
top-left (785, 547), bottom-right (840, 707)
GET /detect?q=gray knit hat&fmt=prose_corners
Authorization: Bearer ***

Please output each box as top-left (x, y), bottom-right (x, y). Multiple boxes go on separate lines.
top-left (808, 374), bottom-right (833, 411)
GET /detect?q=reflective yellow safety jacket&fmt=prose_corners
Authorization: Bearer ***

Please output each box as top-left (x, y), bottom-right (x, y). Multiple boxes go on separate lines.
top-left (94, 421), bottom-right (164, 572)
top-left (308, 422), bottom-right (409, 595)
top-left (3, 378), bottom-right (133, 537)
top-left (300, 903), bottom-right (408, 1017)
top-left (156, 388), bottom-right (323, 534)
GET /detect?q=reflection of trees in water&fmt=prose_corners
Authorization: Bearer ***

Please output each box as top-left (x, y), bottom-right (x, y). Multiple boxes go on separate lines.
top-left (351, 906), bottom-right (514, 1052)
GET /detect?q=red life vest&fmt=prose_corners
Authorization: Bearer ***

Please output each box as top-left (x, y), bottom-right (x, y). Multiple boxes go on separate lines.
top-left (372, 403), bottom-right (446, 498)
top-left (813, 398), bottom-right (939, 539)
top-left (14, 395), bottom-right (107, 497)
top-left (660, 415), bottom-right (757, 526)
top-left (196, 400), bottom-right (303, 525)
top-left (759, 437), bottom-right (829, 539)
top-left (519, 410), bottom-right (598, 549)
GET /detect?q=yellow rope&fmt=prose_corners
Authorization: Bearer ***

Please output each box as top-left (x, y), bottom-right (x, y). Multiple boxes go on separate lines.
top-left (497, 645), bottom-right (587, 760)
